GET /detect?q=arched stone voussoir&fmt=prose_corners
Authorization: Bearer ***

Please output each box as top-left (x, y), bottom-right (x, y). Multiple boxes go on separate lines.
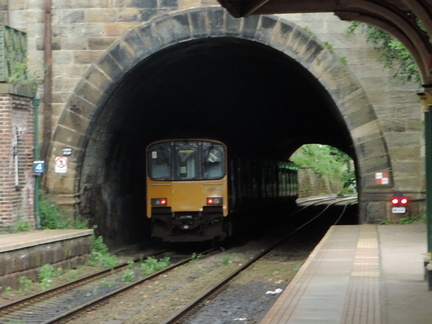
top-left (73, 78), bottom-right (109, 110)
top-left (106, 40), bottom-right (141, 74)
top-left (63, 94), bottom-right (97, 121)
top-left (319, 61), bottom-right (363, 99)
top-left (254, 15), bottom-right (279, 44)
top-left (269, 18), bottom-right (296, 51)
top-left (343, 103), bottom-right (379, 131)
top-left (57, 109), bottom-right (91, 136)
top-left (82, 65), bottom-right (114, 98)
top-left (52, 125), bottom-right (88, 150)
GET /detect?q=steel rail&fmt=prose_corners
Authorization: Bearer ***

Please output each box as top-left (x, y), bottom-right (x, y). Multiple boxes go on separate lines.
top-left (44, 247), bottom-right (217, 323)
top-left (161, 198), bottom-right (354, 323)
top-left (0, 249), bottom-right (169, 317)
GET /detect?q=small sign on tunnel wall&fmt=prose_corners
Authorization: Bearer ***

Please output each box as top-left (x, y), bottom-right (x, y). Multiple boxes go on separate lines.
top-left (375, 172), bottom-right (389, 185)
top-left (55, 156), bottom-right (68, 173)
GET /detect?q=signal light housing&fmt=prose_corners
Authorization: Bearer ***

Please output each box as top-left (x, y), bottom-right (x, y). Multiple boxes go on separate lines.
top-left (151, 198), bottom-right (168, 206)
top-left (391, 196), bottom-right (409, 206)
top-left (390, 192), bottom-right (410, 215)
top-left (207, 197), bottom-right (223, 206)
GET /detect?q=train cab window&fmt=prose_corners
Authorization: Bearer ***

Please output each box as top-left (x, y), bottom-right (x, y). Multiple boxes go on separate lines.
top-left (148, 144), bottom-right (172, 180)
top-left (203, 146), bottom-right (225, 179)
top-left (176, 148), bottom-right (197, 180)
top-left (148, 140), bottom-right (226, 181)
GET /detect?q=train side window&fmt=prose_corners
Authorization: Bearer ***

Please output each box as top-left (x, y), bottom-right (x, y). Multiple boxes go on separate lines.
top-left (203, 147), bottom-right (224, 179)
top-left (148, 145), bottom-right (171, 180)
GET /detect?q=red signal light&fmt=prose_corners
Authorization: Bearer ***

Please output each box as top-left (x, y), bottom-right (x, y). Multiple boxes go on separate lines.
top-left (391, 196), bottom-right (409, 205)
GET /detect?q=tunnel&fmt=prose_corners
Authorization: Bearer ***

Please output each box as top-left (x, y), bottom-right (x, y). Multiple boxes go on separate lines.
top-left (78, 37), bottom-right (355, 247)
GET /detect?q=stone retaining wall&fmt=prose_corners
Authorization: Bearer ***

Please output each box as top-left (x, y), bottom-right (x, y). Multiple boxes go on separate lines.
top-left (0, 229), bottom-right (93, 290)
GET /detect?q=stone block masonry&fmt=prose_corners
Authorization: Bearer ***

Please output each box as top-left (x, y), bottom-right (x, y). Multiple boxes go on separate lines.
top-left (0, 229), bottom-right (93, 290)
top-left (0, 88), bottom-right (35, 232)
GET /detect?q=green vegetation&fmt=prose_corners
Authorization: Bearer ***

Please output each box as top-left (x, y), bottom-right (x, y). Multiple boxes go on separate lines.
top-left (121, 268), bottom-right (135, 283)
top-left (140, 256), bottom-right (171, 275)
top-left (189, 252), bottom-right (203, 265)
top-left (8, 60), bottom-right (44, 90)
top-left (13, 219), bottom-right (30, 232)
top-left (222, 253), bottom-right (237, 266)
top-left (87, 234), bottom-right (120, 268)
top-left (291, 144), bottom-right (356, 195)
top-left (17, 276), bottom-right (33, 292)
top-left (38, 264), bottom-right (63, 290)
top-left (346, 22), bottom-right (420, 84)
top-left (399, 215), bottom-right (425, 224)
top-left (39, 191), bottom-right (88, 229)
top-left (65, 269), bottom-right (78, 281)
top-left (39, 192), bottom-right (71, 229)
top-left (380, 214), bottom-right (426, 225)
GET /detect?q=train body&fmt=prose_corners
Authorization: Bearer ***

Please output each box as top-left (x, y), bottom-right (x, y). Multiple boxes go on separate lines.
top-left (146, 139), bottom-right (298, 242)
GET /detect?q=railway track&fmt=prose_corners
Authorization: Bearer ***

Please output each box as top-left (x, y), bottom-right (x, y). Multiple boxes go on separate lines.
top-left (161, 197), bottom-right (357, 323)
top-left (0, 248), bottom-right (216, 323)
top-left (0, 197), bottom-right (357, 323)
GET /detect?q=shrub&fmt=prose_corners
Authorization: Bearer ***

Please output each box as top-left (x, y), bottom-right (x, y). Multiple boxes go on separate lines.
top-left (87, 234), bottom-right (120, 268)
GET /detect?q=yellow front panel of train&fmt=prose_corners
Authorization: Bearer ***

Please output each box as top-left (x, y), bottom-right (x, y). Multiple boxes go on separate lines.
top-left (146, 178), bottom-right (228, 217)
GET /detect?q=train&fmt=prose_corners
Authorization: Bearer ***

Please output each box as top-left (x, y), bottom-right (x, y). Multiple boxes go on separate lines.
top-left (146, 139), bottom-right (299, 242)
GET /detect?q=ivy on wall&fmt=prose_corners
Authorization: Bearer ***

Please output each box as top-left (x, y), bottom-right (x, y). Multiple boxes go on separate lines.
top-left (346, 22), bottom-right (421, 84)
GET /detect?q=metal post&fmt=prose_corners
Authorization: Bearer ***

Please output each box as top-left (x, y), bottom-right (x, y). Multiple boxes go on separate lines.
top-left (426, 109), bottom-right (432, 252)
top-left (33, 98), bottom-right (41, 229)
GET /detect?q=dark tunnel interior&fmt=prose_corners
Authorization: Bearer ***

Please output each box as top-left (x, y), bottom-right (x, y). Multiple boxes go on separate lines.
top-left (79, 37), bottom-right (355, 246)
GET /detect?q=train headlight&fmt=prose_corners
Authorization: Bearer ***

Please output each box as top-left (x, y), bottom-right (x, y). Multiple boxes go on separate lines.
top-left (207, 197), bottom-right (223, 206)
top-left (152, 198), bottom-right (168, 206)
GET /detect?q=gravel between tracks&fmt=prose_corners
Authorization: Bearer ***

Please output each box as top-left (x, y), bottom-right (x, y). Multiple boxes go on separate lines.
top-left (67, 238), bottom-right (309, 324)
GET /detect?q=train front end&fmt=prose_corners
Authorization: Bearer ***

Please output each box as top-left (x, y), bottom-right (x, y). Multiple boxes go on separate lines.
top-left (146, 139), bottom-right (229, 242)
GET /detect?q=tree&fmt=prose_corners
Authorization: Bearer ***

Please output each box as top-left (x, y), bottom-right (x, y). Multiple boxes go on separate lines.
top-left (291, 144), bottom-right (356, 194)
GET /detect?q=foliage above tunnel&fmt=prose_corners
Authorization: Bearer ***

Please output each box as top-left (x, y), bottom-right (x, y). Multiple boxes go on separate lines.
top-left (346, 23), bottom-right (420, 84)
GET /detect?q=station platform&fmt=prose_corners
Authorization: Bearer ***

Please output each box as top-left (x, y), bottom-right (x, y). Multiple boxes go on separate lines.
top-left (261, 223), bottom-right (432, 324)
top-left (0, 229), bottom-right (93, 290)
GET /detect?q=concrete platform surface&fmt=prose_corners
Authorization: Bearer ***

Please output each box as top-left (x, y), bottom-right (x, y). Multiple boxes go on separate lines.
top-left (0, 229), bottom-right (93, 252)
top-left (260, 223), bottom-right (432, 324)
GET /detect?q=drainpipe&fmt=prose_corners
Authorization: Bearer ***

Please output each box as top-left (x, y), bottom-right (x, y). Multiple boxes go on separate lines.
top-left (13, 130), bottom-right (18, 189)
top-left (34, 98), bottom-right (41, 229)
top-left (42, 0), bottom-right (52, 160)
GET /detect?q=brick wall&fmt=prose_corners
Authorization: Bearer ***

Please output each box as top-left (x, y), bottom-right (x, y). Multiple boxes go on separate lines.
top-left (0, 92), bottom-right (34, 231)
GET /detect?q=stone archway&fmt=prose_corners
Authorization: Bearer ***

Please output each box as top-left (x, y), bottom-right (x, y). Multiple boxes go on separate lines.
top-left (48, 7), bottom-right (391, 244)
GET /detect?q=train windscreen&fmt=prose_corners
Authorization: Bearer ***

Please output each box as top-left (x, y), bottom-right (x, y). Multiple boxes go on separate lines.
top-left (148, 141), bottom-right (226, 181)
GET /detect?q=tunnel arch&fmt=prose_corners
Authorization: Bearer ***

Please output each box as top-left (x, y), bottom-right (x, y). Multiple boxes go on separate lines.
top-left (50, 7), bottom-right (391, 246)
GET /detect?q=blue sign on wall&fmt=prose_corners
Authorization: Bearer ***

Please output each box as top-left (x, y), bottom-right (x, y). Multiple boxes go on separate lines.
top-left (33, 160), bottom-right (45, 174)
